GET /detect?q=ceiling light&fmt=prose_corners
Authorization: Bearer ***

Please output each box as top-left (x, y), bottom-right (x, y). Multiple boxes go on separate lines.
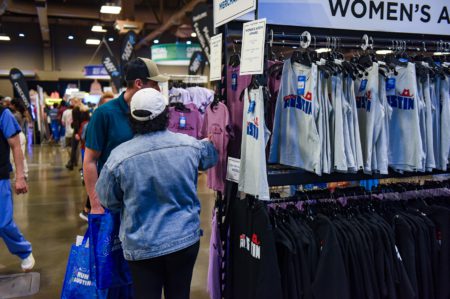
top-left (292, 46), bottom-right (298, 49)
top-left (0, 34), bottom-right (11, 41)
top-left (19, 33), bottom-right (25, 37)
top-left (376, 50), bottom-right (393, 55)
top-left (92, 25), bottom-right (107, 33)
top-left (434, 52), bottom-right (450, 56)
top-left (186, 41), bottom-right (192, 45)
top-left (108, 37), bottom-right (114, 42)
top-left (316, 48), bottom-right (331, 53)
top-left (191, 32), bottom-right (197, 38)
top-left (86, 39), bottom-right (101, 45)
top-left (68, 35), bottom-right (74, 40)
top-left (100, 3), bottom-right (122, 14)
top-left (153, 39), bottom-right (159, 44)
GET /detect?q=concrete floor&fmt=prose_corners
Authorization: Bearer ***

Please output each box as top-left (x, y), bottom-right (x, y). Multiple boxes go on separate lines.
top-left (0, 145), bottom-right (215, 299)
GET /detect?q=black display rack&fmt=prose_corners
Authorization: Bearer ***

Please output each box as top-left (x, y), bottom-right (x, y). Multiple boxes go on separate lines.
top-left (267, 165), bottom-right (450, 187)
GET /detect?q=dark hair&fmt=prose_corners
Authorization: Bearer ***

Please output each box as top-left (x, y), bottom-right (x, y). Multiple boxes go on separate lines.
top-left (126, 78), bottom-right (150, 89)
top-left (11, 98), bottom-right (26, 116)
top-left (129, 107), bottom-right (169, 134)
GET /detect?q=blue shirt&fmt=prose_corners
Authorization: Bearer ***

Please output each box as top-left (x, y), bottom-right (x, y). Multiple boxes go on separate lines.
top-left (95, 130), bottom-right (218, 260)
top-left (85, 93), bottom-right (134, 173)
top-left (0, 108), bottom-right (21, 179)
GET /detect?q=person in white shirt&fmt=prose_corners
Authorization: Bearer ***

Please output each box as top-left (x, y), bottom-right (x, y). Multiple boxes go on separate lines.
top-left (61, 105), bottom-right (74, 160)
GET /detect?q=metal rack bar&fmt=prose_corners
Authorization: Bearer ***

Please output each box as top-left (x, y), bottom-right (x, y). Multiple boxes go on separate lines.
top-left (267, 165), bottom-right (450, 186)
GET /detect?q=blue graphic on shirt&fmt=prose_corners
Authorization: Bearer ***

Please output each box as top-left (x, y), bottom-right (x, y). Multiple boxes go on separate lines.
top-left (387, 89), bottom-right (415, 110)
top-left (246, 117), bottom-right (259, 140)
top-left (283, 92), bottom-right (313, 115)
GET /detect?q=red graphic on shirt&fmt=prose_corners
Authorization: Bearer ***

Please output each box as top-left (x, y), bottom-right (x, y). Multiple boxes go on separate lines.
top-left (252, 234), bottom-right (261, 245)
top-left (367, 90), bottom-right (372, 100)
top-left (303, 91), bottom-right (313, 101)
top-left (401, 89), bottom-right (413, 97)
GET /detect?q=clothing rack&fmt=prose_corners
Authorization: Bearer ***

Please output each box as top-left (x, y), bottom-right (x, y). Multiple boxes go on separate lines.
top-left (232, 30), bottom-right (450, 53)
top-left (267, 165), bottom-right (450, 187)
top-left (219, 17), bottom-right (450, 299)
top-left (266, 178), bottom-right (450, 204)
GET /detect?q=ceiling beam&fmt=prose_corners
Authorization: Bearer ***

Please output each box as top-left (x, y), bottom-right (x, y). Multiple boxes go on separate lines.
top-left (35, 0), bottom-right (50, 45)
top-left (121, 0), bottom-right (135, 20)
top-left (135, 0), bottom-right (205, 49)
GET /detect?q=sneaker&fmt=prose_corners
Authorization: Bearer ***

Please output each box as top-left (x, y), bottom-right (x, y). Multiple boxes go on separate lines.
top-left (21, 253), bottom-right (35, 272)
top-left (79, 211), bottom-right (88, 222)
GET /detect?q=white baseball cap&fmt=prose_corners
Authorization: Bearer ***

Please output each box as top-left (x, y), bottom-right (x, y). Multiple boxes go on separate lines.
top-left (131, 88), bottom-right (167, 121)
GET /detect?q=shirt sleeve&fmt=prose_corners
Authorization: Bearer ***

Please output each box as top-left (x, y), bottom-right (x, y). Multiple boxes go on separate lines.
top-left (85, 108), bottom-right (107, 152)
top-left (0, 109), bottom-right (21, 139)
top-left (96, 163), bottom-right (123, 212)
top-left (199, 140), bottom-right (218, 171)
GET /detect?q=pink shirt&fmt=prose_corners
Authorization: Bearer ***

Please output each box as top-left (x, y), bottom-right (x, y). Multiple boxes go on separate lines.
top-left (168, 103), bottom-right (202, 139)
top-left (227, 66), bottom-right (252, 158)
top-left (201, 102), bottom-right (230, 192)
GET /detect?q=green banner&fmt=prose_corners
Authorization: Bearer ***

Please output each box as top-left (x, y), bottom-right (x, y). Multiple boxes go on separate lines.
top-left (151, 43), bottom-right (202, 62)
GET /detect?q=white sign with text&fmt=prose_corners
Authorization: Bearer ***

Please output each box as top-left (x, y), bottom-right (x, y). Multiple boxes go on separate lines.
top-left (214, 0), bottom-right (257, 27)
top-left (209, 34), bottom-right (223, 81)
top-left (240, 19), bottom-right (267, 76)
top-left (258, 0), bottom-right (450, 36)
top-left (226, 157), bottom-right (241, 183)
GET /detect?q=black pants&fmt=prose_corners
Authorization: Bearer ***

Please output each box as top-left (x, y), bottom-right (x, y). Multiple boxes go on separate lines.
top-left (68, 138), bottom-right (79, 166)
top-left (128, 241), bottom-right (200, 299)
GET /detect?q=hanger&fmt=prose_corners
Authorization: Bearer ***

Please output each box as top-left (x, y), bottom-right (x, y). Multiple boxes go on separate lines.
top-left (248, 75), bottom-right (260, 90)
top-left (210, 93), bottom-right (222, 110)
top-left (278, 34), bottom-right (286, 61)
top-left (228, 43), bottom-right (241, 67)
top-left (172, 102), bottom-right (190, 112)
top-left (268, 29), bottom-right (277, 61)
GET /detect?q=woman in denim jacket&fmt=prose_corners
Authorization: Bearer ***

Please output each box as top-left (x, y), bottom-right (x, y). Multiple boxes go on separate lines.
top-left (96, 88), bottom-right (218, 299)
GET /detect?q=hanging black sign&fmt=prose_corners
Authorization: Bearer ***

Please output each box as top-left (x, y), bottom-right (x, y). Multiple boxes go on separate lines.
top-left (120, 31), bottom-right (137, 75)
top-left (9, 68), bottom-right (33, 119)
top-left (188, 51), bottom-right (206, 75)
top-left (102, 54), bottom-right (122, 90)
top-left (191, 3), bottom-right (213, 62)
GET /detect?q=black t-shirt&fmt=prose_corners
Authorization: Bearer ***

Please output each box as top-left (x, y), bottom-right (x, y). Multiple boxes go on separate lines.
top-left (228, 197), bottom-right (283, 299)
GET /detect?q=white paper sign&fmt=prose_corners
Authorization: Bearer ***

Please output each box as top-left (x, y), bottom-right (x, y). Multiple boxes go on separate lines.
top-left (209, 33), bottom-right (223, 82)
top-left (258, 0), bottom-right (450, 36)
top-left (240, 19), bottom-right (267, 76)
top-left (226, 157), bottom-right (241, 183)
top-left (214, 0), bottom-right (256, 28)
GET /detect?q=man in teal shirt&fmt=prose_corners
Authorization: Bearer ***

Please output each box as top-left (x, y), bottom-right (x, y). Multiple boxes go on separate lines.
top-left (84, 58), bottom-right (168, 214)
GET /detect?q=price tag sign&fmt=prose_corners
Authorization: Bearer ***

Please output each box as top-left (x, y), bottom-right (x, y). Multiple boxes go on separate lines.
top-left (226, 157), bottom-right (241, 183)
top-left (240, 18), bottom-right (267, 75)
top-left (209, 33), bottom-right (223, 81)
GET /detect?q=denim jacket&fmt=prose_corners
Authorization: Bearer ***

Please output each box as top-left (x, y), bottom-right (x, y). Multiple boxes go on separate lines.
top-left (96, 130), bottom-right (218, 261)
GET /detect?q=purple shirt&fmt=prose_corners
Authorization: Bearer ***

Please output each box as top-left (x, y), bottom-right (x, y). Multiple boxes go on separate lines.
top-left (168, 103), bottom-right (202, 139)
top-left (227, 65), bottom-right (252, 158)
top-left (201, 102), bottom-right (230, 192)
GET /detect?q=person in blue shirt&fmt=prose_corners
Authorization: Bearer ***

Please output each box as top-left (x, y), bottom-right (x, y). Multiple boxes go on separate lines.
top-left (0, 106), bottom-right (34, 271)
top-left (96, 88), bottom-right (218, 299)
top-left (84, 58), bottom-right (169, 215)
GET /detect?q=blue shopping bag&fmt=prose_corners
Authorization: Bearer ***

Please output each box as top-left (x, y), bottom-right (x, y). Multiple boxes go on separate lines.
top-left (61, 234), bottom-right (108, 299)
top-left (89, 211), bottom-right (132, 290)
